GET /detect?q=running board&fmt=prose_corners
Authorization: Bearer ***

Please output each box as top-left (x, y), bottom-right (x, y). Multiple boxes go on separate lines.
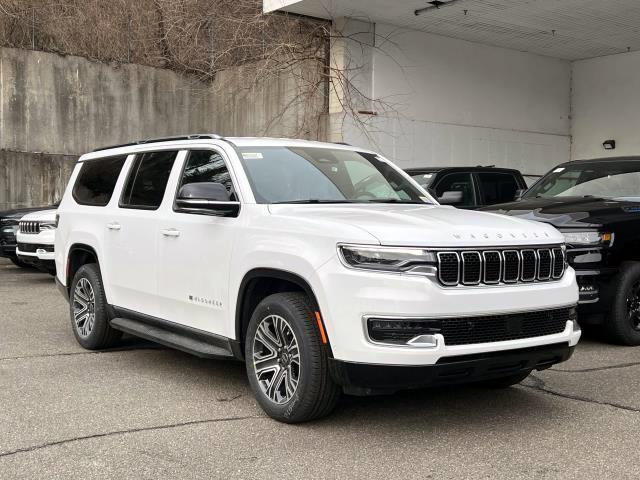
top-left (110, 316), bottom-right (236, 360)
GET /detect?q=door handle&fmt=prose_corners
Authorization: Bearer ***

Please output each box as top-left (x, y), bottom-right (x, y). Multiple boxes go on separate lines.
top-left (107, 222), bottom-right (121, 231)
top-left (161, 228), bottom-right (181, 237)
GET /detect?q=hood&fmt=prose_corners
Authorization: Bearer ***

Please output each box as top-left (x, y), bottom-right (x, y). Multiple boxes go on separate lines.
top-left (20, 209), bottom-right (58, 222)
top-left (268, 204), bottom-right (562, 247)
top-left (482, 196), bottom-right (640, 228)
top-left (0, 206), bottom-right (54, 220)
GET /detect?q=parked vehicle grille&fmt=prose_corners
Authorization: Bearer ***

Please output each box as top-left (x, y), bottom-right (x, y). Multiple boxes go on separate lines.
top-left (367, 307), bottom-right (575, 346)
top-left (17, 243), bottom-right (54, 253)
top-left (19, 221), bottom-right (40, 234)
top-left (437, 246), bottom-right (566, 287)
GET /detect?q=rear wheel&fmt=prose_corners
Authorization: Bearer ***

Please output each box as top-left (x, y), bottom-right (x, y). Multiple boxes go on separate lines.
top-left (605, 262), bottom-right (640, 346)
top-left (70, 263), bottom-right (121, 350)
top-left (476, 371), bottom-right (531, 389)
top-left (245, 292), bottom-right (340, 423)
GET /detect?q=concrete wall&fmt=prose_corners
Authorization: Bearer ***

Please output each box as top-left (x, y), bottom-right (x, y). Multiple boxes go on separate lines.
top-left (0, 47), bottom-right (326, 208)
top-left (330, 20), bottom-right (572, 174)
top-left (0, 150), bottom-right (76, 209)
top-left (571, 50), bottom-right (640, 160)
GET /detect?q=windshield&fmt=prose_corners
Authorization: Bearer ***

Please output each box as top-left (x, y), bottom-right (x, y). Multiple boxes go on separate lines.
top-left (238, 147), bottom-right (430, 204)
top-left (524, 161), bottom-right (640, 200)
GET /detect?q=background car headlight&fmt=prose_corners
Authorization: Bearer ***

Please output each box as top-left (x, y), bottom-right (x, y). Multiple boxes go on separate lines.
top-left (561, 230), bottom-right (614, 246)
top-left (339, 245), bottom-right (436, 273)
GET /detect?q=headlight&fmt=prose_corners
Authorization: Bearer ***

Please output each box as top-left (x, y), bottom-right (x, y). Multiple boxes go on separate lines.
top-left (561, 230), bottom-right (613, 247)
top-left (39, 221), bottom-right (57, 231)
top-left (1, 225), bottom-right (18, 234)
top-left (338, 245), bottom-right (436, 273)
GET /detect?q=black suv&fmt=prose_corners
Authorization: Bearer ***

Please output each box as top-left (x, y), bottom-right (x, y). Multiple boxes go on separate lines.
top-left (483, 157), bottom-right (640, 345)
top-left (406, 166), bottom-right (526, 208)
top-left (0, 205), bottom-right (56, 268)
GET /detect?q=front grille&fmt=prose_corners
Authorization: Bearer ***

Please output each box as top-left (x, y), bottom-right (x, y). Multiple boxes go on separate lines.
top-left (436, 246), bottom-right (565, 287)
top-left (367, 307), bottom-right (574, 346)
top-left (17, 243), bottom-right (54, 253)
top-left (19, 221), bottom-right (40, 234)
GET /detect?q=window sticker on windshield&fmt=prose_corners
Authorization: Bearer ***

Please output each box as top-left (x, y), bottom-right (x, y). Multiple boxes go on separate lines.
top-left (422, 174), bottom-right (433, 179)
top-left (553, 167), bottom-right (565, 173)
top-left (242, 152), bottom-right (263, 160)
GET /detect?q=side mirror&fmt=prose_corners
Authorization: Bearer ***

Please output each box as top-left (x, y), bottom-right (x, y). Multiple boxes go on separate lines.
top-left (514, 188), bottom-right (526, 201)
top-left (176, 182), bottom-right (240, 217)
top-left (438, 190), bottom-right (464, 205)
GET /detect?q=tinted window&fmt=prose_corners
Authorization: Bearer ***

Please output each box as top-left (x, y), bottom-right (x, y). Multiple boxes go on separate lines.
top-left (73, 155), bottom-right (127, 206)
top-left (178, 150), bottom-right (236, 200)
top-left (434, 173), bottom-right (475, 207)
top-left (237, 147), bottom-right (427, 204)
top-left (121, 151), bottom-right (178, 209)
top-left (410, 172), bottom-right (436, 189)
top-left (478, 172), bottom-right (519, 205)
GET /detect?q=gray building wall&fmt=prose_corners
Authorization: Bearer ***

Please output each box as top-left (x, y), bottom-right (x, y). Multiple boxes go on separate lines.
top-left (0, 47), bottom-right (326, 209)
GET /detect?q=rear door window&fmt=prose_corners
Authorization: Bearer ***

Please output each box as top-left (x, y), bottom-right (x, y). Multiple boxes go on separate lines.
top-left (73, 155), bottom-right (127, 206)
top-left (434, 173), bottom-right (476, 207)
top-left (477, 172), bottom-right (520, 205)
top-left (120, 151), bottom-right (178, 209)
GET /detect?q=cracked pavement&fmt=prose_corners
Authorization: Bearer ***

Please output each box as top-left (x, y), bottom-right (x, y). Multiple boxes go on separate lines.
top-left (1, 258), bottom-right (639, 479)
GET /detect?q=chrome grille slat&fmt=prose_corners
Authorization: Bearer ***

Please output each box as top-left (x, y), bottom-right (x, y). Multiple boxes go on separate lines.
top-left (19, 220), bottom-right (40, 235)
top-left (436, 246), bottom-right (565, 287)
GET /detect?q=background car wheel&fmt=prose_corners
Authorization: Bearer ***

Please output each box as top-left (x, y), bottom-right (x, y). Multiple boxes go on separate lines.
top-left (70, 263), bottom-right (121, 350)
top-left (606, 262), bottom-right (640, 345)
top-left (245, 292), bottom-right (340, 423)
top-left (476, 371), bottom-right (531, 389)
top-left (10, 257), bottom-right (33, 269)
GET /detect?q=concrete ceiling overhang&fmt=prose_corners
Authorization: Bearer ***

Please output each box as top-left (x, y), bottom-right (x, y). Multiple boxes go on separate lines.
top-left (264, 0), bottom-right (640, 60)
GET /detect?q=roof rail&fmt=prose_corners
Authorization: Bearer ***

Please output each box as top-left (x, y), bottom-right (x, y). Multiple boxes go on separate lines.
top-left (92, 133), bottom-right (224, 152)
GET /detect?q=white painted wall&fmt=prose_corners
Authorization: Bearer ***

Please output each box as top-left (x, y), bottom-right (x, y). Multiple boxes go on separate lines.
top-left (332, 20), bottom-right (572, 174)
top-left (572, 50), bottom-right (640, 160)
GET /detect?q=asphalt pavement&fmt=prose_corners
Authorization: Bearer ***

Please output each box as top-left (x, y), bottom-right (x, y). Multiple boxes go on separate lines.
top-left (1, 257), bottom-right (638, 479)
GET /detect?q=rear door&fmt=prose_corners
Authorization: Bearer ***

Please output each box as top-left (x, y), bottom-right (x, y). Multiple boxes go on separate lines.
top-left (103, 149), bottom-right (179, 317)
top-left (476, 171), bottom-right (521, 206)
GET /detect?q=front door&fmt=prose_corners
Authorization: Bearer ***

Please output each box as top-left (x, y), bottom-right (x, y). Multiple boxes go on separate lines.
top-left (156, 148), bottom-right (240, 337)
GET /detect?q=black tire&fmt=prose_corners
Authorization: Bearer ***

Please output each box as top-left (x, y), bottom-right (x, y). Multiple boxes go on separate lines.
top-left (69, 263), bottom-right (121, 350)
top-left (476, 371), bottom-right (531, 389)
top-left (245, 292), bottom-right (340, 423)
top-left (605, 262), bottom-right (640, 345)
top-left (10, 257), bottom-right (33, 269)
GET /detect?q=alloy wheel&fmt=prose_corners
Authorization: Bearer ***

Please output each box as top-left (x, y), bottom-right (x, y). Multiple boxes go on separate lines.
top-left (252, 314), bottom-right (301, 404)
top-left (73, 278), bottom-right (96, 338)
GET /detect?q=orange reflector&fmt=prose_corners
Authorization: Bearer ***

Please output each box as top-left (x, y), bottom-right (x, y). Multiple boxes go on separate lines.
top-left (603, 232), bottom-right (612, 242)
top-left (314, 311), bottom-right (328, 345)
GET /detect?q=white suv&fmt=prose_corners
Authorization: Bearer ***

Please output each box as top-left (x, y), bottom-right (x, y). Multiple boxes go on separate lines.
top-left (55, 134), bottom-right (580, 422)
top-left (17, 209), bottom-right (58, 274)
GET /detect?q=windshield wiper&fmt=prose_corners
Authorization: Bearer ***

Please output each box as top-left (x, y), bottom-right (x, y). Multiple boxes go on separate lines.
top-left (364, 198), bottom-right (430, 204)
top-left (272, 199), bottom-right (357, 204)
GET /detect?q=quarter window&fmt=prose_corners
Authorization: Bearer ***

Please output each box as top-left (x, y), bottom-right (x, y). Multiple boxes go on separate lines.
top-left (177, 150), bottom-right (236, 200)
top-left (477, 172), bottom-right (520, 205)
top-left (120, 151), bottom-right (178, 209)
top-left (73, 155), bottom-right (127, 206)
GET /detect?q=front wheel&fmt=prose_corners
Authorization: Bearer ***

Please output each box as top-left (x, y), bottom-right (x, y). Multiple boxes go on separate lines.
top-left (606, 262), bottom-right (640, 345)
top-left (245, 292), bottom-right (340, 423)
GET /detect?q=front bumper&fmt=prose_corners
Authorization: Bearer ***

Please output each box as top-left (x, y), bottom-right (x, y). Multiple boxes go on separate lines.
top-left (330, 342), bottom-right (574, 392)
top-left (316, 256), bottom-right (580, 366)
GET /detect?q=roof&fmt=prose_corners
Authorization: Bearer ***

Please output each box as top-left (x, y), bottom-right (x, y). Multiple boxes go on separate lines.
top-left (405, 166), bottom-right (522, 174)
top-left (84, 135), bottom-right (375, 162)
top-left (565, 156), bottom-right (640, 165)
